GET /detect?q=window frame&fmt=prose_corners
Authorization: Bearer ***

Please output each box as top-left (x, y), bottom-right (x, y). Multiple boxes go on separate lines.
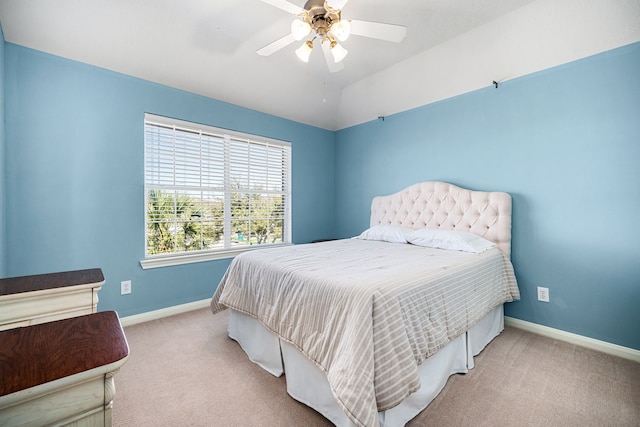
top-left (140, 114), bottom-right (292, 269)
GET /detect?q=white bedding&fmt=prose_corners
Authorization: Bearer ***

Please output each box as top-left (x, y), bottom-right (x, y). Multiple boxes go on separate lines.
top-left (211, 238), bottom-right (519, 427)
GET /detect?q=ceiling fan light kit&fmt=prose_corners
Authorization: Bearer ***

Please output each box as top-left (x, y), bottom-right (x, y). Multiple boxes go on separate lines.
top-left (331, 19), bottom-right (351, 42)
top-left (329, 40), bottom-right (348, 63)
top-left (290, 0), bottom-right (350, 63)
top-left (291, 19), bottom-right (312, 41)
top-left (295, 40), bottom-right (314, 62)
top-left (259, 0), bottom-right (407, 72)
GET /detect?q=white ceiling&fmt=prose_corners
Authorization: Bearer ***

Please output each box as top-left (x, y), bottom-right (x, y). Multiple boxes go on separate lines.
top-left (0, 0), bottom-right (638, 130)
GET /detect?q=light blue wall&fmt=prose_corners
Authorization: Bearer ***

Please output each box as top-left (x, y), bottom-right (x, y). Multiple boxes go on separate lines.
top-left (0, 25), bottom-right (5, 277)
top-left (3, 44), bottom-right (335, 317)
top-left (2, 35), bottom-right (638, 350)
top-left (335, 42), bottom-right (640, 350)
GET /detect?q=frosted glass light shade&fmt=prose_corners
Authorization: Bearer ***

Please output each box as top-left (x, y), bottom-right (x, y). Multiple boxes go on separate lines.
top-left (291, 19), bottom-right (311, 41)
top-left (332, 20), bottom-right (351, 42)
top-left (295, 41), bottom-right (313, 62)
top-left (330, 42), bottom-right (348, 63)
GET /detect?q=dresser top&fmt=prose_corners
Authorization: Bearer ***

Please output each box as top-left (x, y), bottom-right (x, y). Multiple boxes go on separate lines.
top-left (0, 311), bottom-right (129, 396)
top-left (0, 268), bottom-right (104, 296)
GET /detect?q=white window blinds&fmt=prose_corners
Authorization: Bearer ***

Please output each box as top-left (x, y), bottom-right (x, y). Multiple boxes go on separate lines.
top-left (144, 113), bottom-right (291, 259)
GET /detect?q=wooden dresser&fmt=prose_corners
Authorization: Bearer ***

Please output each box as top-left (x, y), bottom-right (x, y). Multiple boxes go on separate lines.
top-left (0, 268), bottom-right (104, 331)
top-left (0, 311), bottom-right (129, 426)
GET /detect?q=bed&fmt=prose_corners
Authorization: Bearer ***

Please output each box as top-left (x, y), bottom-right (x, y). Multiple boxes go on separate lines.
top-left (211, 181), bottom-right (520, 427)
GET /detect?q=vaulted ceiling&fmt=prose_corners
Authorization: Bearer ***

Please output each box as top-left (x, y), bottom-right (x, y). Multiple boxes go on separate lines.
top-left (0, 0), bottom-right (638, 130)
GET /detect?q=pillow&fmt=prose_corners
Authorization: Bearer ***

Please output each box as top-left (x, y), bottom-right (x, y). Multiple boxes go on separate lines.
top-left (354, 225), bottom-right (413, 243)
top-left (405, 228), bottom-right (496, 253)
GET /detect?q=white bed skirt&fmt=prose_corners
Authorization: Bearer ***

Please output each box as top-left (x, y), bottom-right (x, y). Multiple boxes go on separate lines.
top-left (228, 305), bottom-right (504, 427)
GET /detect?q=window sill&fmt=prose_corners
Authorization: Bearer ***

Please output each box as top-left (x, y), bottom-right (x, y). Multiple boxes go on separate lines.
top-left (140, 243), bottom-right (292, 270)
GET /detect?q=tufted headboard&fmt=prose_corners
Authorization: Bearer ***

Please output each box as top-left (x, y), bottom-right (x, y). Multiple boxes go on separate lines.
top-left (370, 182), bottom-right (513, 257)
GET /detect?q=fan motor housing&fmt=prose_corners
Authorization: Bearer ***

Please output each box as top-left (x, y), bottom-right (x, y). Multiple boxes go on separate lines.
top-left (303, 0), bottom-right (341, 37)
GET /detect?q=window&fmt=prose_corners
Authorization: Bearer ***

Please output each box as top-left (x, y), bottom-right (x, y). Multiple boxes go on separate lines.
top-left (141, 114), bottom-right (291, 269)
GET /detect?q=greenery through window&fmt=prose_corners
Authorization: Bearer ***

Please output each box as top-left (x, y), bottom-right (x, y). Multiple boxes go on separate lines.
top-left (144, 114), bottom-right (291, 258)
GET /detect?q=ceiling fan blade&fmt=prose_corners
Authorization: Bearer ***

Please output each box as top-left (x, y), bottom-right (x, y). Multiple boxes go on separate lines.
top-left (327, 0), bottom-right (349, 10)
top-left (261, 0), bottom-right (304, 15)
top-left (348, 19), bottom-right (407, 43)
top-left (257, 34), bottom-right (296, 56)
top-left (322, 41), bottom-right (344, 73)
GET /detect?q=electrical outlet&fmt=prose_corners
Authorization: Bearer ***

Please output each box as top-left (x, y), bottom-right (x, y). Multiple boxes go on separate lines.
top-left (537, 286), bottom-right (549, 303)
top-left (121, 280), bottom-right (132, 295)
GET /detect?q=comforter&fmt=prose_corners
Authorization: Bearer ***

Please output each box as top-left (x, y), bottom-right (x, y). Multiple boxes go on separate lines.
top-left (211, 239), bottom-right (519, 427)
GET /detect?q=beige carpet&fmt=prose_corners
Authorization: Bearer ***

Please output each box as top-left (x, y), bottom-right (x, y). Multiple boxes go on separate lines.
top-left (113, 308), bottom-right (640, 427)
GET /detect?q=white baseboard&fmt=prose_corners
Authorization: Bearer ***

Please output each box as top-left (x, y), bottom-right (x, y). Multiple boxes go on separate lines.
top-left (120, 298), bottom-right (212, 327)
top-left (119, 304), bottom-right (639, 363)
top-left (505, 316), bottom-right (640, 363)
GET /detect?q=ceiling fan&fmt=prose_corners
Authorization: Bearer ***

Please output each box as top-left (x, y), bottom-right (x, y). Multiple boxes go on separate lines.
top-left (257, 0), bottom-right (407, 72)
